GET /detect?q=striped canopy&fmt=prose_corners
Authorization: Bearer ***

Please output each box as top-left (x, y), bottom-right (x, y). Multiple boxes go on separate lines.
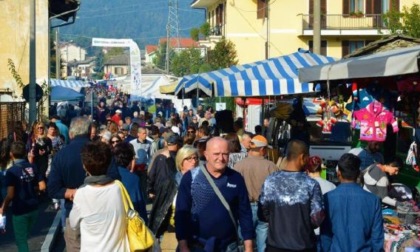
top-left (299, 45), bottom-right (420, 83)
top-left (174, 61), bottom-right (266, 98)
top-left (50, 79), bottom-right (89, 89)
top-left (214, 50), bottom-right (337, 97)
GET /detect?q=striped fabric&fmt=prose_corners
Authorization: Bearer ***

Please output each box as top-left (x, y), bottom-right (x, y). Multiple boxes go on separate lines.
top-left (299, 45), bottom-right (420, 83)
top-left (174, 61), bottom-right (267, 97)
top-left (50, 79), bottom-right (89, 89)
top-left (174, 49), bottom-right (336, 98)
top-left (214, 50), bottom-right (336, 97)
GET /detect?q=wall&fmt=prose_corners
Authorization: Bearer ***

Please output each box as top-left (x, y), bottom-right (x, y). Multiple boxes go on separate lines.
top-left (0, 0), bottom-right (50, 98)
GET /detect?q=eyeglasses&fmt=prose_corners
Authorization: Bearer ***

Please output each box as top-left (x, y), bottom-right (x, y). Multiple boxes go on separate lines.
top-left (111, 140), bottom-right (120, 144)
top-left (37, 127), bottom-right (44, 130)
top-left (184, 156), bottom-right (198, 161)
top-left (188, 131), bottom-right (195, 133)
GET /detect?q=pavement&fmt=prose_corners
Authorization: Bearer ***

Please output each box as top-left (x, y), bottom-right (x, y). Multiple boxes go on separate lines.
top-left (51, 203), bottom-right (178, 252)
top-left (0, 199), bottom-right (61, 252)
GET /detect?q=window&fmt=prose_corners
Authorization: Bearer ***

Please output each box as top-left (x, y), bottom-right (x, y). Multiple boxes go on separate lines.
top-left (343, 0), bottom-right (364, 14)
top-left (308, 40), bottom-right (327, 56)
top-left (350, 0), bottom-right (364, 12)
top-left (349, 41), bottom-right (364, 53)
top-left (342, 40), bottom-right (370, 56)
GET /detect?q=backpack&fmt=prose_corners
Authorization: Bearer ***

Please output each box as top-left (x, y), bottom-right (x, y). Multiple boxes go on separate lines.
top-left (15, 163), bottom-right (39, 207)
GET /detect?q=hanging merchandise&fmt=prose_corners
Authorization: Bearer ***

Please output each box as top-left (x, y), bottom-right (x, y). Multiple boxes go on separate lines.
top-left (352, 100), bottom-right (398, 142)
top-left (316, 100), bottom-right (337, 134)
top-left (406, 141), bottom-right (420, 172)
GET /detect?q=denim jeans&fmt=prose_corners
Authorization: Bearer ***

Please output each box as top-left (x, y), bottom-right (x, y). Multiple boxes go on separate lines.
top-left (12, 209), bottom-right (38, 252)
top-left (251, 202), bottom-right (267, 252)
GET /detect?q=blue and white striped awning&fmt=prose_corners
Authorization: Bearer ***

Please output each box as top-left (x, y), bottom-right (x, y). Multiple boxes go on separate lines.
top-left (214, 50), bottom-right (337, 97)
top-left (174, 61), bottom-right (266, 98)
top-left (50, 79), bottom-right (90, 89)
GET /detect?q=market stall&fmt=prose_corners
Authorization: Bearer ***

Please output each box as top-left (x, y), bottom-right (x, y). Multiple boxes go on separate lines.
top-left (298, 45), bottom-right (420, 252)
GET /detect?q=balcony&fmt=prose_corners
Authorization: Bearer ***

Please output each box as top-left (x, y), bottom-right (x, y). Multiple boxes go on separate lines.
top-left (301, 14), bottom-right (390, 36)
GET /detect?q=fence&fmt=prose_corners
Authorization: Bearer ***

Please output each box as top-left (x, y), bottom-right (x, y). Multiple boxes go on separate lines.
top-left (0, 102), bottom-right (26, 139)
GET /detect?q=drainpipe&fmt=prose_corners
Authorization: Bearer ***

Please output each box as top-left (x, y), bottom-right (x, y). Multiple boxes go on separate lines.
top-left (313, 0), bottom-right (321, 54)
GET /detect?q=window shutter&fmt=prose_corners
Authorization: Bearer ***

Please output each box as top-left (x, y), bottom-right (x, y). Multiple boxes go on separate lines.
top-left (342, 40), bottom-right (349, 57)
top-left (257, 0), bottom-right (266, 19)
top-left (309, 0), bottom-right (314, 14)
top-left (391, 0), bottom-right (400, 11)
top-left (343, 0), bottom-right (349, 14)
top-left (366, 0), bottom-right (373, 14)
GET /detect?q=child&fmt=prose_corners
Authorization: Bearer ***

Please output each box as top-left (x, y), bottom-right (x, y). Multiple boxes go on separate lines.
top-left (0, 141), bottom-right (45, 251)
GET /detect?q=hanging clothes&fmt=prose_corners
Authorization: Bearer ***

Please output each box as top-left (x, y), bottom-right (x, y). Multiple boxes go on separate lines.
top-left (352, 100), bottom-right (398, 142)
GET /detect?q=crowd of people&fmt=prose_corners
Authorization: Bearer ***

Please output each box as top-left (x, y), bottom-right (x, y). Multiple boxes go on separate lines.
top-left (0, 97), bottom-right (411, 252)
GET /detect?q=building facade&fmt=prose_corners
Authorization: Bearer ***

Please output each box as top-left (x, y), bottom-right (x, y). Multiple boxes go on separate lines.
top-left (192, 0), bottom-right (413, 63)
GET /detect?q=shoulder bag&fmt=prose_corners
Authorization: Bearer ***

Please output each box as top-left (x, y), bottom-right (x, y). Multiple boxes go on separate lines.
top-left (115, 180), bottom-right (154, 251)
top-left (199, 165), bottom-right (245, 252)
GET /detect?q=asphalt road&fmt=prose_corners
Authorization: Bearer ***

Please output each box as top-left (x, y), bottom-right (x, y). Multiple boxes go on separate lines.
top-left (0, 198), bottom-right (61, 252)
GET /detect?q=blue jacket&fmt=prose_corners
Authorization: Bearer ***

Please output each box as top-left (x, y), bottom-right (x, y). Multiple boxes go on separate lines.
top-left (175, 166), bottom-right (254, 250)
top-left (118, 166), bottom-right (148, 222)
top-left (47, 135), bottom-right (119, 217)
top-left (320, 183), bottom-right (384, 252)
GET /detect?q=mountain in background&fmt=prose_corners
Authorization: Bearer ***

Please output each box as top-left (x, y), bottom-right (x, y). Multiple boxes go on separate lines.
top-left (56, 0), bottom-right (205, 50)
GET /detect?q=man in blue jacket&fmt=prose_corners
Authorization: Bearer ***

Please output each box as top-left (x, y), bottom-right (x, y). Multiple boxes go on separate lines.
top-left (48, 116), bottom-right (90, 252)
top-left (175, 137), bottom-right (254, 252)
top-left (320, 153), bottom-right (384, 252)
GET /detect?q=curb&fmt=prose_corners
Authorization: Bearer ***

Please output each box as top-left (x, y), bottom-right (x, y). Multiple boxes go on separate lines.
top-left (41, 209), bottom-right (62, 252)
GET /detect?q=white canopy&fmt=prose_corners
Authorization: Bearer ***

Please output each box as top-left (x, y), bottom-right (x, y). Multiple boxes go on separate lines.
top-left (299, 45), bottom-right (420, 83)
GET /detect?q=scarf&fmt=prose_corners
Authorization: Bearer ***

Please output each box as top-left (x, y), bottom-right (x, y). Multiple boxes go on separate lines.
top-left (83, 175), bottom-right (114, 186)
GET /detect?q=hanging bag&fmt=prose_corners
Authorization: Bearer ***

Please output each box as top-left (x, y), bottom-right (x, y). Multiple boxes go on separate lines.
top-left (115, 180), bottom-right (154, 251)
top-left (199, 165), bottom-right (245, 252)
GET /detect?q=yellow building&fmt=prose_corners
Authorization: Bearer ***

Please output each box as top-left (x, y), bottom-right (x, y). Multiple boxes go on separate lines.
top-left (0, 0), bottom-right (80, 98)
top-left (192, 0), bottom-right (416, 63)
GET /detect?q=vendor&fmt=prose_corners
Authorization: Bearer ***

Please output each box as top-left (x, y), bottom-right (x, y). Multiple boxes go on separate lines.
top-left (349, 141), bottom-right (384, 171)
top-left (362, 159), bottom-right (401, 207)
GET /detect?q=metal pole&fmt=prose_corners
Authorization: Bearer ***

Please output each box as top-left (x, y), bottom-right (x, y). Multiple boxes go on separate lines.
top-left (313, 0), bottom-right (321, 54)
top-left (265, 0), bottom-right (270, 59)
top-left (91, 89), bottom-right (94, 117)
top-left (29, 0), bottom-right (37, 125)
top-left (55, 28), bottom-right (60, 79)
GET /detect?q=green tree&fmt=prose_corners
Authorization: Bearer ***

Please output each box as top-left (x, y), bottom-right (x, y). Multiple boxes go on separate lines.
top-left (104, 47), bottom-right (125, 62)
top-left (92, 50), bottom-right (105, 79)
top-left (384, 3), bottom-right (420, 38)
top-left (153, 42), bottom-right (168, 70)
top-left (190, 28), bottom-right (200, 41)
top-left (208, 38), bottom-right (239, 69)
top-left (200, 22), bottom-right (211, 38)
top-left (171, 48), bottom-right (204, 76)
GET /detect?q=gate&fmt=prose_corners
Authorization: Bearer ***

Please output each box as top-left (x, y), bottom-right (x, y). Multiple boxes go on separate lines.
top-left (0, 102), bottom-right (26, 139)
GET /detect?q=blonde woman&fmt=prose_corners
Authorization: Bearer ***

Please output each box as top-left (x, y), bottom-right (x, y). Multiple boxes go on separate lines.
top-left (27, 121), bottom-right (52, 178)
top-left (175, 146), bottom-right (199, 177)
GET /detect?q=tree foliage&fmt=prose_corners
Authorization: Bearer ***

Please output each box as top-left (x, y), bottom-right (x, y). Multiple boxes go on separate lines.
top-left (190, 28), bottom-right (200, 41)
top-left (171, 48), bottom-right (204, 77)
top-left (384, 3), bottom-right (420, 38)
top-left (208, 38), bottom-right (239, 69)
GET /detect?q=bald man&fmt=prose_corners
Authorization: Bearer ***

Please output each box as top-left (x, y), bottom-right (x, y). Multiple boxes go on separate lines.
top-left (175, 137), bottom-right (254, 252)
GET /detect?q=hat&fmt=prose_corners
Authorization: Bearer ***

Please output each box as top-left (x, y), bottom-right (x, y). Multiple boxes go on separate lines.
top-left (115, 109), bottom-right (122, 114)
top-left (250, 135), bottom-right (268, 148)
top-left (166, 134), bottom-right (179, 146)
top-left (171, 126), bottom-right (180, 135)
top-left (158, 111), bottom-right (163, 116)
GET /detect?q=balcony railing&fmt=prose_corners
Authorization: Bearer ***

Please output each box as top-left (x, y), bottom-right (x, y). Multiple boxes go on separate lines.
top-left (210, 24), bottom-right (224, 36)
top-left (302, 14), bottom-right (388, 31)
